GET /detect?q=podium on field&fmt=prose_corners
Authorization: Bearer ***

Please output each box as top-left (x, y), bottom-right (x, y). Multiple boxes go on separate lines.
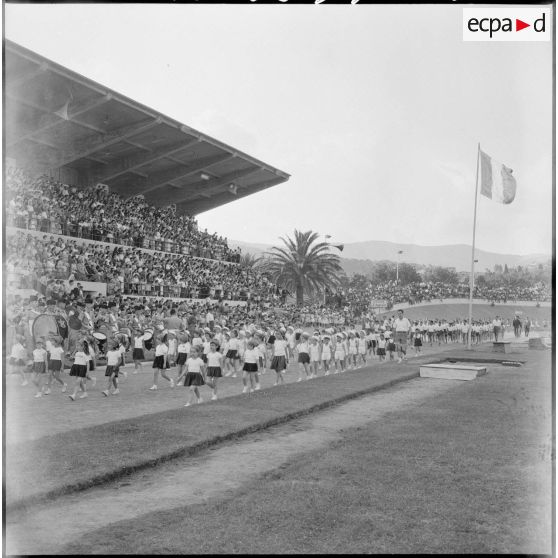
top-left (493, 341), bottom-right (512, 354)
top-left (419, 363), bottom-right (487, 381)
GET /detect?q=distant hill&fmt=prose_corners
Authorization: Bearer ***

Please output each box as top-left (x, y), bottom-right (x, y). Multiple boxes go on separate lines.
top-left (229, 238), bottom-right (549, 274)
top-left (340, 240), bottom-right (549, 273)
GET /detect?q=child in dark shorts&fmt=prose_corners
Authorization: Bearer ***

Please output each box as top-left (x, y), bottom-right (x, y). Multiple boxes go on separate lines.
top-left (103, 340), bottom-right (122, 396)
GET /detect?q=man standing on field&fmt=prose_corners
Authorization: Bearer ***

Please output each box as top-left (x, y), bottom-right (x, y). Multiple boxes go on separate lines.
top-left (492, 315), bottom-right (502, 342)
top-left (393, 309), bottom-right (412, 364)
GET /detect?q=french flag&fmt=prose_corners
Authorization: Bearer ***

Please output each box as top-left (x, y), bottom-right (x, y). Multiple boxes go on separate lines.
top-left (479, 149), bottom-right (517, 204)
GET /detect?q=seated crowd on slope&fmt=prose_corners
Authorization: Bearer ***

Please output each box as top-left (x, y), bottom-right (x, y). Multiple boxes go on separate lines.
top-left (6, 231), bottom-right (272, 302)
top-left (6, 167), bottom-right (241, 261)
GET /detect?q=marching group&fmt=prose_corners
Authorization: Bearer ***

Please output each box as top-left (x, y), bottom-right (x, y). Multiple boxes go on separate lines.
top-left (8, 296), bottom-right (530, 406)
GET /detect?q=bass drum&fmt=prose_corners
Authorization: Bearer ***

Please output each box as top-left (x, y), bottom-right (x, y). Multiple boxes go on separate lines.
top-left (32, 314), bottom-right (69, 343)
top-left (143, 328), bottom-right (154, 351)
top-left (94, 325), bottom-right (112, 354)
top-left (68, 313), bottom-right (84, 331)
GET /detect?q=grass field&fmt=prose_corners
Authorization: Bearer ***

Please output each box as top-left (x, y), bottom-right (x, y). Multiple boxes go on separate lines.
top-left (57, 350), bottom-right (552, 554)
top-left (6, 358), bottom-right (425, 508)
top-left (379, 302), bottom-right (551, 324)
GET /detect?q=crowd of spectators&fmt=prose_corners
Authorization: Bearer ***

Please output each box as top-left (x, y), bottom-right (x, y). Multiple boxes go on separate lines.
top-left (338, 278), bottom-right (551, 314)
top-left (6, 231), bottom-right (275, 302)
top-left (6, 167), bottom-right (241, 262)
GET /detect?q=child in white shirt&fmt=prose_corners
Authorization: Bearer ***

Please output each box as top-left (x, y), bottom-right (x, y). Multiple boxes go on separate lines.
top-left (103, 341), bottom-right (122, 396)
top-left (47, 336), bottom-right (67, 393)
top-left (297, 333), bottom-right (311, 382)
top-left (205, 341), bottom-right (223, 400)
top-left (32, 340), bottom-right (48, 398)
top-left (178, 346), bottom-right (206, 406)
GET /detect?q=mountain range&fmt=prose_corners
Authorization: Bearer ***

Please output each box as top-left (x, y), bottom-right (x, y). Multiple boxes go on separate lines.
top-left (229, 239), bottom-right (550, 274)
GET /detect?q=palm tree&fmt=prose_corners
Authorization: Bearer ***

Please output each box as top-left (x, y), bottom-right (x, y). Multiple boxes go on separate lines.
top-left (263, 230), bottom-right (344, 306)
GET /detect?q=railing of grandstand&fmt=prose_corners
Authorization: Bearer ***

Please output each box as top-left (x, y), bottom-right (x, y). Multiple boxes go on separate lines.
top-left (7, 215), bottom-right (241, 263)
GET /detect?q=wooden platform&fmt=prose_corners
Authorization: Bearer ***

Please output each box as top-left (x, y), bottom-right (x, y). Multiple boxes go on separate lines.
top-left (493, 341), bottom-right (512, 353)
top-left (420, 363), bottom-right (487, 381)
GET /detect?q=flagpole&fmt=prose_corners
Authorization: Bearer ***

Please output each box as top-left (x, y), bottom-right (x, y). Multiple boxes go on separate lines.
top-left (468, 143), bottom-right (481, 350)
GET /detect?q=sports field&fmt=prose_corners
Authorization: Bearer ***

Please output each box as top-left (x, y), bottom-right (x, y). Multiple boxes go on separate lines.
top-left (5, 333), bottom-right (552, 554)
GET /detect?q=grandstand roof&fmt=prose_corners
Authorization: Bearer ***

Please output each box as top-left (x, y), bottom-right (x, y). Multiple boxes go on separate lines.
top-left (5, 40), bottom-right (290, 215)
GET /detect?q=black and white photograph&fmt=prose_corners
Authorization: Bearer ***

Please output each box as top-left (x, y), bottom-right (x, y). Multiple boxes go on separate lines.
top-left (3, 1), bottom-right (554, 554)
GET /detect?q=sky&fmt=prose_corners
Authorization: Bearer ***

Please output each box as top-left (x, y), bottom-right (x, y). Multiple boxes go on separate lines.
top-left (4, 3), bottom-right (554, 256)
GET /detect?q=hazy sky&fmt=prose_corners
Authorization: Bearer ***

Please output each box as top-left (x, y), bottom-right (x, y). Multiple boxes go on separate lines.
top-left (5, 3), bottom-right (553, 255)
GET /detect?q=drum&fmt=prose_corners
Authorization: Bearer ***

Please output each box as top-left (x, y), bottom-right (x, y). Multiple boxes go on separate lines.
top-left (32, 314), bottom-right (69, 343)
top-left (69, 314), bottom-right (84, 331)
top-left (93, 326), bottom-right (112, 354)
top-left (143, 328), bottom-right (154, 351)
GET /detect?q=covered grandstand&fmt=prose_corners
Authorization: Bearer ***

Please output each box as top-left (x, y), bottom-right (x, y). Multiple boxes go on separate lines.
top-left (5, 39), bottom-right (290, 214)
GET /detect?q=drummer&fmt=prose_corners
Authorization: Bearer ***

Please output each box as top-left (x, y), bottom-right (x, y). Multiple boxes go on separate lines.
top-left (93, 304), bottom-right (111, 356)
top-left (80, 304), bottom-right (95, 344)
top-left (66, 300), bottom-right (84, 355)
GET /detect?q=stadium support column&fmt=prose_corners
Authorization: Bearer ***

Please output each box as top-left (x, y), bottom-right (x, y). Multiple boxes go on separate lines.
top-left (468, 143), bottom-right (481, 350)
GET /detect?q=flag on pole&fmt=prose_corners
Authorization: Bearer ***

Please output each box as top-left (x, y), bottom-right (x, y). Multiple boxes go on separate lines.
top-left (479, 149), bottom-right (517, 204)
